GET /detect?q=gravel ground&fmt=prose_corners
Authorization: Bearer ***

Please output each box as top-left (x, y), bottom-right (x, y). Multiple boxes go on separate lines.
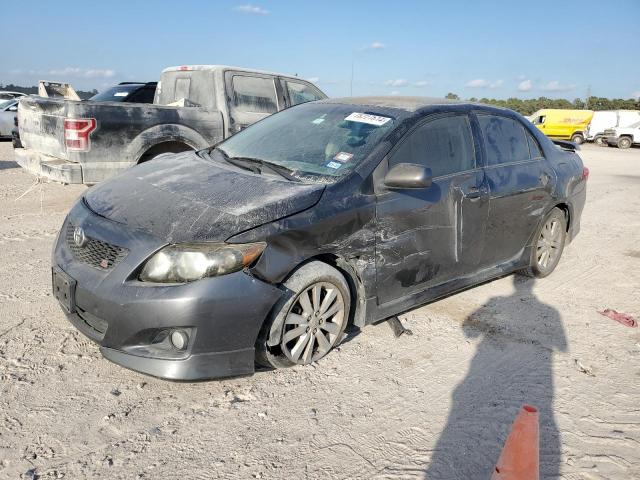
top-left (1, 141), bottom-right (639, 479)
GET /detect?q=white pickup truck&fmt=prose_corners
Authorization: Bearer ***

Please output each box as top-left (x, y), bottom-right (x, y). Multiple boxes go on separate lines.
top-left (604, 120), bottom-right (640, 149)
top-left (15, 66), bottom-right (326, 184)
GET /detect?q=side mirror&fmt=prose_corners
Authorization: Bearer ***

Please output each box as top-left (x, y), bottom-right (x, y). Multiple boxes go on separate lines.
top-left (384, 163), bottom-right (432, 189)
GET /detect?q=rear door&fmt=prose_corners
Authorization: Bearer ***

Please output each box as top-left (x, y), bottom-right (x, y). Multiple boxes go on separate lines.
top-left (475, 113), bottom-right (556, 267)
top-left (374, 113), bottom-right (488, 305)
top-left (224, 71), bottom-right (284, 135)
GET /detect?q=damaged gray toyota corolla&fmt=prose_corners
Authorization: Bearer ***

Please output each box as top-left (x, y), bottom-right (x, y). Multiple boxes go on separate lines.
top-left (52, 97), bottom-right (587, 380)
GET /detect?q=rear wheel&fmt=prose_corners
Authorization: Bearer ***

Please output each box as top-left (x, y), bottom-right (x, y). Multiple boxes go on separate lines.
top-left (521, 207), bottom-right (567, 278)
top-left (256, 261), bottom-right (350, 369)
top-left (570, 133), bottom-right (584, 144)
top-left (617, 137), bottom-right (632, 149)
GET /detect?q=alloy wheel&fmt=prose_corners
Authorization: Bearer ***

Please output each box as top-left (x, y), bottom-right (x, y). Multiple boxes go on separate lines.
top-left (281, 282), bottom-right (346, 365)
top-left (536, 217), bottom-right (562, 270)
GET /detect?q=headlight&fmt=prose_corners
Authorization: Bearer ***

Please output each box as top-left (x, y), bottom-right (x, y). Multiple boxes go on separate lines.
top-left (139, 242), bottom-right (266, 283)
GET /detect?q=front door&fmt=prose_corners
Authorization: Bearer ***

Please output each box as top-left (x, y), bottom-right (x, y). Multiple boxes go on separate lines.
top-left (375, 113), bottom-right (489, 305)
top-left (475, 113), bottom-right (556, 267)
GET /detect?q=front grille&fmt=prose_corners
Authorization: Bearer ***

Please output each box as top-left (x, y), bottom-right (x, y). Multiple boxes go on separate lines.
top-left (66, 223), bottom-right (128, 271)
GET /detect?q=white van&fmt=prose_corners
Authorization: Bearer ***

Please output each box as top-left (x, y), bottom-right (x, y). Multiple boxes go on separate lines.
top-left (585, 110), bottom-right (640, 144)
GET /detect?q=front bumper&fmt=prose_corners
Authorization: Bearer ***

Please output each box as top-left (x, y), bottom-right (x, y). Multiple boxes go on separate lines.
top-left (54, 200), bottom-right (283, 380)
top-left (15, 148), bottom-right (83, 184)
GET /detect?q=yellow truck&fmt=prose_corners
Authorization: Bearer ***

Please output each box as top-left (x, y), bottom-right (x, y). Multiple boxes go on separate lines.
top-left (528, 109), bottom-right (594, 144)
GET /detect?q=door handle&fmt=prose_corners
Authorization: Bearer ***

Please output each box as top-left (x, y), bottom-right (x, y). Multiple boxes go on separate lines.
top-left (465, 186), bottom-right (484, 200)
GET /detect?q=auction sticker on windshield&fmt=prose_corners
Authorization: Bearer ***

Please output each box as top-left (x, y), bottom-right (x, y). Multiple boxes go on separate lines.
top-left (345, 112), bottom-right (391, 126)
top-left (334, 152), bottom-right (354, 163)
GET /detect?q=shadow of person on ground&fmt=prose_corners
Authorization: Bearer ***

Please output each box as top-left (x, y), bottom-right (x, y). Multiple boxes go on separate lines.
top-left (424, 275), bottom-right (567, 479)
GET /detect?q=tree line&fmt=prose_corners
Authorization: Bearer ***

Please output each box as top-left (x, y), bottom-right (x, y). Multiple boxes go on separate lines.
top-left (1, 83), bottom-right (98, 100)
top-left (444, 93), bottom-right (640, 116)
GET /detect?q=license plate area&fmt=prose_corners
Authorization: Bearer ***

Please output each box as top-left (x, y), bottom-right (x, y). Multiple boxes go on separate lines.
top-left (52, 267), bottom-right (76, 313)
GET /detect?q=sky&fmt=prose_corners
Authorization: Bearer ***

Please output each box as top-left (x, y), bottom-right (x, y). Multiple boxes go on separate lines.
top-left (1, 0), bottom-right (639, 100)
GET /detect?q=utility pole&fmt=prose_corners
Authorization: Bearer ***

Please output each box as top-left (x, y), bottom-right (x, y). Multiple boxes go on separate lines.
top-left (586, 84), bottom-right (591, 109)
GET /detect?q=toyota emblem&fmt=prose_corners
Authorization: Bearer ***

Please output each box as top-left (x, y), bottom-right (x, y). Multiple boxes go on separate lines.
top-left (73, 226), bottom-right (87, 247)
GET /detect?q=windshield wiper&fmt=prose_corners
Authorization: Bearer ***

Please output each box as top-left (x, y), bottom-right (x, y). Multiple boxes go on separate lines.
top-left (202, 147), bottom-right (261, 174)
top-left (228, 156), bottom-right (301, 182)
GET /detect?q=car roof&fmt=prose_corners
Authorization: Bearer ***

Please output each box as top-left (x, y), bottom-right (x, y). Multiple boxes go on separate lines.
top-left (161, 65), bottom-right (308, 82)
top-left (318, 96), bottom-right (518, 116)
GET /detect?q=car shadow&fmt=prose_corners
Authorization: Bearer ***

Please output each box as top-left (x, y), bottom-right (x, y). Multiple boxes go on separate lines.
top-left (0, 160), bottom-right (19, 170)
top-left (424, 275), bottom-right (567, 479)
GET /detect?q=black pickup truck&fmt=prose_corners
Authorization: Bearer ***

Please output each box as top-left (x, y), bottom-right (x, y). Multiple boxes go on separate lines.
top-left (15, 66), bottom-right (326, 184)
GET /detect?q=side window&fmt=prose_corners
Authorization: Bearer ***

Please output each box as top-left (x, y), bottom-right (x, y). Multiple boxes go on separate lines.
top-left (390, 115), bottom-right (475, 177)
top-left (477, 115), bottom-right (530, 165)
top-left (525, 130), bottom-right (543, 158)
top-left (174, 78), bottom-right (191, 101)
top-left (285, 81), bottom-right (324, 106)
top-left (232, 75), bottom-right (278, 114)
top-left (532, 115), bottom-right (546, 125)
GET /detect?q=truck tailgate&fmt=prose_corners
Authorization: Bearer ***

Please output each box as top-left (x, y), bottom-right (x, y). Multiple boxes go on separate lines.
top-left (18, 96), bottom-right (69, 160)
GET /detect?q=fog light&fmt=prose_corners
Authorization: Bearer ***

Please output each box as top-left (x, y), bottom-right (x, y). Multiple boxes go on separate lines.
top-left (170, 330), bottom-right (189, 350)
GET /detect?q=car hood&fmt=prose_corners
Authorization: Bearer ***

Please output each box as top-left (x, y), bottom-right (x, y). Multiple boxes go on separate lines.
top-left (84, 152), bottom-right (325, 243)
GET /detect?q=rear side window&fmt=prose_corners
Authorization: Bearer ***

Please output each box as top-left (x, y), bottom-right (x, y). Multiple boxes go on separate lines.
top-left (526, 130), bottom-right (543, 158)
top-left (285, 81), bottom-right (324, 106)
top-left (232, 76), bottom-right (278, 114)
top-left (125, 86), bottom-right (156, 104)
top-left (478, 115), bottom-right (530, 165)
top-left (390, 115), bottom-right (475, 177)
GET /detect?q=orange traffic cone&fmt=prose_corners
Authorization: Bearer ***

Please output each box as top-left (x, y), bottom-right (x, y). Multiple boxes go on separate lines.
top-left (490, 405), bottom-right (539, 480)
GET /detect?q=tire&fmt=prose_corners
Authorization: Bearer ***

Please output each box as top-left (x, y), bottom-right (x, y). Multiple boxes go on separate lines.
top-left (617, 137), bottom-right (632, 149)
top-left (570, 133), bottom-right (584, 145)
top-left (520, 207), bottom-right (567, 278)
top-left (255, 261), bottom-right (351, 369)
top-left (594, 136), bottom-right (604, 146)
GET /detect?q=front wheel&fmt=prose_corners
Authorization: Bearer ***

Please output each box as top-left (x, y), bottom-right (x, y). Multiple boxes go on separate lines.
top-left (617, 137), bottom-right (632, 149)
top-left (521, 207), bottom-right (567, 278)
top-left (594, 135), bottom-right (604, 146)
top-left (256, 261), bottom-right (350, 369)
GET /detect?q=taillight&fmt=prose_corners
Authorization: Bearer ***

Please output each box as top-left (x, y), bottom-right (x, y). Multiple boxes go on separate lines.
top-left (64, 118), bottom-right (96, 152)
top-left (582, 167), bottom-right (589, 180)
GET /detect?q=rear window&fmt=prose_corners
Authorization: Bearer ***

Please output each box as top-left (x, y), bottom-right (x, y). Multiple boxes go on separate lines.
top-left (156, 70), bottom-right (213, 108)
top-left (232, 76), bottom-right (278, 114)
top-left (89, 85), bottom-right (142, 102)
top-left (478, 115), bottom-right (530, 165)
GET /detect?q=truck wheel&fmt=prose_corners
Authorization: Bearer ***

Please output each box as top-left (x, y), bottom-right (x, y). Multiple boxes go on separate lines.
top-left (570, 133), bottom-right (584, 145)
top-left (594, 135), bottom-right (604, 146)
top-left (255, 261), bottom-right (350, 369)
top-left (617, 137), bottom-right (632, 149)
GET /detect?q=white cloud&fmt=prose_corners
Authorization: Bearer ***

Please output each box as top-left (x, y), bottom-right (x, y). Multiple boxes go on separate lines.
top-left (413, 80), bottom-right (428, 87)
top-left (540, 80), bottom-right (575, 92)
top-left (390, 90), bottom-right (400, 95)
top-left (632, 91), bottom-right (640, 100)
top-left (48, 67), bottom-right (116, 79)
top-left (465, 78), bottom-right (503, 89)
top-left (517, 79), bottom-right (533, 91)
top-left (234, 4), bottom-right (269, 15)
top-left (384, 79), bottom-right (408, 87)
top-left (306, 77), bottom-right (319, 83)
top-left (466, 78), bottom-right (489, 88)
top-left (368, 41), bottom-right (385, 50)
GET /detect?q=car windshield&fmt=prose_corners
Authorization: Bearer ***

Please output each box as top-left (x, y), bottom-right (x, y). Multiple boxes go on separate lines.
top-left (89, 85), bottom-right (141, 102)
top-left (216, 102), bottom-right (397, 180)
top-left (0, 100), bottom-right (15, 110)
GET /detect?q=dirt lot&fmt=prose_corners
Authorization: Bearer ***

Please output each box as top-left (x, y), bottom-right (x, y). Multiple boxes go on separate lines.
top-left (0, 142), bottom-right (639, 479)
